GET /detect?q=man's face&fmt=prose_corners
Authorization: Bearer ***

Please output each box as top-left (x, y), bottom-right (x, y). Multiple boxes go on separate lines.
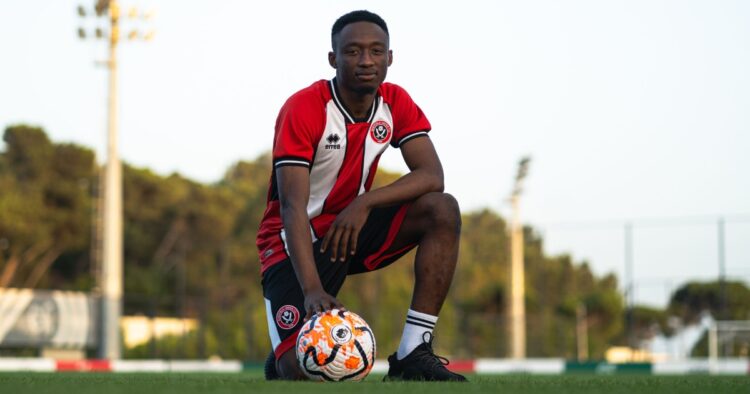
top-left (329, 21), bottom-right (392, 95)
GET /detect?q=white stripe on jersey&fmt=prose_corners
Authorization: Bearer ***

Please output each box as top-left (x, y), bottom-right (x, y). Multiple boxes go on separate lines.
top-left (398, 131), bottom-right (429, 147)
top-left (274, 159), bottom-right (310, 167)
top-left (307, 101), bottom-right (348, 218)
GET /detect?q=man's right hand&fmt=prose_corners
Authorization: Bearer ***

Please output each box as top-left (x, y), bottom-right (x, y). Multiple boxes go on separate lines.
top-left (303, 288), bottom-right (345, 321)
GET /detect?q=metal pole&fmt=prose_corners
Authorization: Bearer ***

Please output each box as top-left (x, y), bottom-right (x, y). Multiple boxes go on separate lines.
top-left (624, 222), bottom-right (634, 352)
top-left (576, 303), bottom-right (588, 361)
top-left (718, 217), bottom-right (726, 321)
top-left (510, 194), bottom-right (526, 359)
top-left (708, 321), bottom-right (718, 374)
top-left (100, 0), bottom-right (123, 360)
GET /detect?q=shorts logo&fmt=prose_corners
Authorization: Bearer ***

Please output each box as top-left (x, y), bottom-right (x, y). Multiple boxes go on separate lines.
top-left (369, 121), bottom-right (391, 144)
top-left (275, 305), bottom-right (300, 330)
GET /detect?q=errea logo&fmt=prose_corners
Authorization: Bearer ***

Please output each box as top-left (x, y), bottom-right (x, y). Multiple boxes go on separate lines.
top-left (325, 133), bottom-right (341, 150)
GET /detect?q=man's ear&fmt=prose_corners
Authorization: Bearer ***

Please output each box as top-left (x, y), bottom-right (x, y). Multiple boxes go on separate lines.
top-left (328, 51), bottom-right (337, 68)
top-left (387, 50), bottom-right (393, 67)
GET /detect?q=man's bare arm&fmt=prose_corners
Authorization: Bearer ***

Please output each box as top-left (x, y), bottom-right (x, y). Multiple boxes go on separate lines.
top-left (276, 166), bottom-right (344, 319)
top-left (321, 136), bottom-right (444, 261)
top-left (361, 136), bottom-right (444, 207)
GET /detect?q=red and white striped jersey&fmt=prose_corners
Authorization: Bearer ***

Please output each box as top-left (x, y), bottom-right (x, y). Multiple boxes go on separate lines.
top-left (256, 78), bottom-right (431, 273)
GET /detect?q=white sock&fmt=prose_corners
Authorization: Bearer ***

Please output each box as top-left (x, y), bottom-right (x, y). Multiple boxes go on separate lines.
top-left (396, 309), bottom-right (438, 360)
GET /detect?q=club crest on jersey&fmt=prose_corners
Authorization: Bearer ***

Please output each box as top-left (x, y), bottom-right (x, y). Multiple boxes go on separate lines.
top-left (369, 121), bottom-right (392, 144)
top-left (276, 305), bottom-right (300, 330)
top-left (325, 133), bottom-right (341, 150)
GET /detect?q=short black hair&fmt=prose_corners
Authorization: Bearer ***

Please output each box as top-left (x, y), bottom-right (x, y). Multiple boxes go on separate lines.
top-left (331, 10), bottom-right (389, 51)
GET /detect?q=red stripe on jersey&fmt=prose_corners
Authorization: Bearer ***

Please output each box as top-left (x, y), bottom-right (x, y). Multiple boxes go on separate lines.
top-left (364, 156), bottom-right (381, 192)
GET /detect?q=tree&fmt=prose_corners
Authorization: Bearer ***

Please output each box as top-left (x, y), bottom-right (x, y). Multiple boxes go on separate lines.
top-left (666, 280), bottom-right (750, 357)
top-left (2, 126), bottom-right (650, 360)
top-left (0, 125), bottom-right (96, 289)
top-left (668, 280), bottom-right (750, 323)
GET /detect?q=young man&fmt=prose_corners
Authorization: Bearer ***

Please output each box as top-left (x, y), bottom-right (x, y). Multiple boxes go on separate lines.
top-left (257, 10), bottom-right (466, 382)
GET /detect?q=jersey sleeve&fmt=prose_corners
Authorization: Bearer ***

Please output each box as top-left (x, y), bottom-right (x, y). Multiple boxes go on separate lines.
top-left (386, 84), bottom-right (432, 148)
top-left (272, 92), bottom-right (324, 168)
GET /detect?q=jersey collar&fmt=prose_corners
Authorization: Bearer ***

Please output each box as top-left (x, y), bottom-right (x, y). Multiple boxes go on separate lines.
top-left (329, 78), bottom-right (379, 124)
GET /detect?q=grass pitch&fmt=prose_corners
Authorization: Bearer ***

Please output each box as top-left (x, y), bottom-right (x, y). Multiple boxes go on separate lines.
top-left (0, 372), bottom-right (748, 394)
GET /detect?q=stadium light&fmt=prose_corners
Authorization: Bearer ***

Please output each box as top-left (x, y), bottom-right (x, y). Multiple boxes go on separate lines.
top-left (77, 0), bottom-right (154, 361)
top-left (509, 156), bottom-right (531, 359)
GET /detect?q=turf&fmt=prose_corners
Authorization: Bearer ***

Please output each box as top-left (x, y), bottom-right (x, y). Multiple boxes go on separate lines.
top-left (0, 372), bottom-right (748, 394)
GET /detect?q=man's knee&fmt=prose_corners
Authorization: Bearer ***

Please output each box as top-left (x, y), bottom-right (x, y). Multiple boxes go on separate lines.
top-left (277, 348), bottom-right (306, 380)
top-left (416, 192), bottom-right (461, 233)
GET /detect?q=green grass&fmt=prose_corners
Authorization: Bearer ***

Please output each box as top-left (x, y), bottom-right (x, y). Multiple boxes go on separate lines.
top-left (0, 372), bottom-right (748, 394)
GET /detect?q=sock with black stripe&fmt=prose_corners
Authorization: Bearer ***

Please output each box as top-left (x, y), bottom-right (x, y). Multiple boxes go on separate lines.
top-left (396, 309), bottom-right (438, 360)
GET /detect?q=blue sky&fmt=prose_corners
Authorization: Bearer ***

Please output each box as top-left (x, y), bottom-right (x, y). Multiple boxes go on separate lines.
top-left (1, 0), bottom-right (749, 307)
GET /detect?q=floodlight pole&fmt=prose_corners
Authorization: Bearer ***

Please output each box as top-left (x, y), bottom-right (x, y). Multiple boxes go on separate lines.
top-left (576, 303), bottom-right (589, 361)
top-left (624, 222), bottom-right (634, 352)
top-left (100, 0), bottom-right (123, 360)
top-left (509, 157), bottom-right (530, 359)
top-left (718, 217), bottom-right (726, 321)
top-left (79, 0), bottom-right (154, 360)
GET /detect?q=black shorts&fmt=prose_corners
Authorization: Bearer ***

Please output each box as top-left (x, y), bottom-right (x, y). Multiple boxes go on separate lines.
top-left (262, 203), bottom-right (416, 359)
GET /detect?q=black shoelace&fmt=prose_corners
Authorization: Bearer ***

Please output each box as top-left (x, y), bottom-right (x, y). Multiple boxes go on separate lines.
top-left (417, 332), bottom-right (450, 369)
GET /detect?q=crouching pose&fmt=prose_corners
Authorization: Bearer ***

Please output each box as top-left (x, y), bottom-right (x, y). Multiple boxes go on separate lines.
top-left (256, 10), bottom-right (466, 382)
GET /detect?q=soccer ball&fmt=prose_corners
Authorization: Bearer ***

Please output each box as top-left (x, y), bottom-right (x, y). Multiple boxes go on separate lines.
top-left (295, 309), bottom-right (376, 381)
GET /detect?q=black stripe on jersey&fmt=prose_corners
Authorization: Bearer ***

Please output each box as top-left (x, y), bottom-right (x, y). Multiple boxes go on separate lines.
top-left (329, 78), bottom-right (379, 124)
top-left (274, 156), bottom-right (311, 168)
top-left (394, 131), bottom-right (429, 148)
top-left (329, 79), bottom-right (354, 124)
top-left (354, 129), bottom-right (368, 201)
top-left (365, 95), bottom-right (380, 123)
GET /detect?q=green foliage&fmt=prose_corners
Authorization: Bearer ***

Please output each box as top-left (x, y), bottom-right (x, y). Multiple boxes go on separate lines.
top-left (11, 126), bottom-right (748, 361)
top-left (523, 229), bottom-right (623, 358)
top-left (668, 280), bottom-right (750, 323)
top-left (664, 280), bottom-right (750, 357)
top-left (0, 125), bottom-right (96, 289)
top-left (629, 305), bottom-right (673, 341)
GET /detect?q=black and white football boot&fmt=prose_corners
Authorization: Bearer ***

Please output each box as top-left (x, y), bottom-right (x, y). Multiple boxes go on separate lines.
top-left (385, 332), bottom-right (467, 382)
